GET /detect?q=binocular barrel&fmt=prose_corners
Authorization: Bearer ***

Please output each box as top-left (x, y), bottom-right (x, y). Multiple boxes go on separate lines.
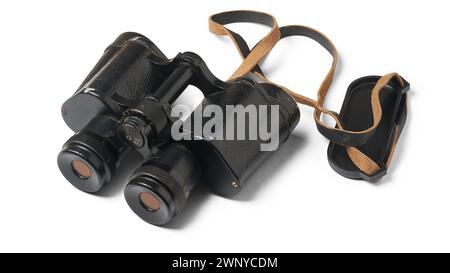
top-left (57, 32), bottom-right (300, 226)
top-left (125, 143), bottom-right (201, 225)
top-left (58, 114), bottom-right (123, 192)
top-left (58, 32), bottom-right (174, 193)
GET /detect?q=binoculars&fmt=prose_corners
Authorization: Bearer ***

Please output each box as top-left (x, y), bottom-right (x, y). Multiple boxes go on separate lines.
top-left (57, 32), bottom-right (299, 225)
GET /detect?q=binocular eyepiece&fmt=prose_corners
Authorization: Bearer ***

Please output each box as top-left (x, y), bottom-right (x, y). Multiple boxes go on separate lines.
top-left (125, 144), bottom-right (200, 225)
top-left (58, 32), bottom-right (300, 226)
top-left (58, 114), bottom-right (123, 192)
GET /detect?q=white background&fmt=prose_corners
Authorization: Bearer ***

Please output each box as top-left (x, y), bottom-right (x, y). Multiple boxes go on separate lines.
top-left (0, 0), bottom-right (448, 252)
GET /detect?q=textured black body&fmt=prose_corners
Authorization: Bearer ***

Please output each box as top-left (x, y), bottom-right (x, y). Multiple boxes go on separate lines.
top-left (187, 82), bottom-right (300, 196)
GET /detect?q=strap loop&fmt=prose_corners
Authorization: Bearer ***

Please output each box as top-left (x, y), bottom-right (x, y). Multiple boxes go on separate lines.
top-left (209, 10), bottom-right (280, 80)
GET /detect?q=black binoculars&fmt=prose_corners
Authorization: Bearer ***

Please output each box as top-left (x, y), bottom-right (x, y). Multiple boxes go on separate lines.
top-left (58, 32), bottom-right (299, 225)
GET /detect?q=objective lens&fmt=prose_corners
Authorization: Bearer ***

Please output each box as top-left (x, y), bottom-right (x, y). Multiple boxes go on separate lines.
top-left (71, 160), bottom-right (92, 179)
top-left (139, 192), bottom-right (160, 212)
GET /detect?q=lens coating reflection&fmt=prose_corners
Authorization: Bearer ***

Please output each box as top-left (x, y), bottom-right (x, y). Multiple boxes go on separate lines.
top-left (71, 160), bottom-right (92, 180)
top-left (139, 192), bottom-right (161, 212)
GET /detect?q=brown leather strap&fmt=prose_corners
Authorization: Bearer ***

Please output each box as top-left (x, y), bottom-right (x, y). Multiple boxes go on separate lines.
top-left (209, 10), bottom-right (280, 80)
top-left (208, 10), bottom-right (406, 176)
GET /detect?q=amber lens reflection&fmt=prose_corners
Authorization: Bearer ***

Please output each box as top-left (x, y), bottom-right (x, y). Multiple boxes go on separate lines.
top-left (139, 192), bottom-right (161, 212)
top-left (71, 160), bottom-right (92, 179)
